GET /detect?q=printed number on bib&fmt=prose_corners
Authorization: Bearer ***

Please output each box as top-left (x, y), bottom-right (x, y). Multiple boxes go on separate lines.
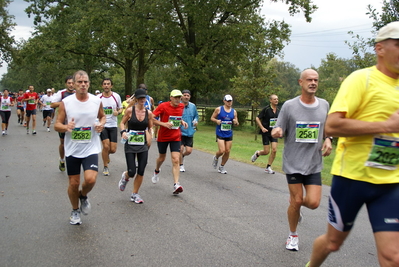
top-left (71, 126), bottom-right (92, 143)
top-left (221, 121), bottom-right (232, 131)
top-left (28, 99), bottom-right (35, 104)
top-left (365, 135), bottom-right (399, 170)
top-left (295, 121), bottom-right (320, 143)
top-left (104, 106), bottom-right (113, 115)
top-left (128, 130), bottom-right (145, 145)
top-left (270, 118), bottom-right (277, 128)
top-left (169, 116), bottom-right (182, 129)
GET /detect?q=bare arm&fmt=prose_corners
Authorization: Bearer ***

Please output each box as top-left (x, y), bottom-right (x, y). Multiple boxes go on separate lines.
top-left (210, 107), bottom-right (221, 125)
top-left (255, 116), bottom-right (267, 133)
top-left (326, 111), bottom-right (399, 137)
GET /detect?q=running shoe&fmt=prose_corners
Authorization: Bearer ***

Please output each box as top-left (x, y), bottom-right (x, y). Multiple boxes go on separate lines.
top-left (79, 196), bottom-right (91, 215)
top-left (103, 166), bottom-right (109, 176)
top-left (212, 156), bottom-right (218, 169)
top-left (18, 118), bottom-right (20, 124)
top-left (299, 207), bottom-right (304, 223)
top-left (251, 150), bottom-right (259, 162)
top-left (70, 210), bottom-right (82, 225)
top-left (4, 130), bottom-right (7, 135)
top-left (43, 121), bottom-right (46, 126)
top-left (23, 122), bottom-right (27, 127)
top-left (32, 130), bottom-right (37, 135)
top-left (59, 160), bottom-right (65, 172)
top-left (305, 261), bottom-right (310, 267)
top-left (1, 131), bottom-right (4, 135)
top-left (173, 183), bottom-right (183, 195)
top-left (286, 235), bottom-right (299, 251)
top-left (130, 193), bottom-right (144, 204)
top-left (47, 127), bottom-right (50, 132)
top-left (265, 166), bottom-right (275, 174)
top-left (180, 165), bottom-right (185, 172)
top-left (218, 166), bottom-right (227, 174)
top-left (26, 127), bottom-right (29, 134)
top-left (119, 171), bottom-right (129, 191)
top-left (151, 169), bottom-right (160, 184)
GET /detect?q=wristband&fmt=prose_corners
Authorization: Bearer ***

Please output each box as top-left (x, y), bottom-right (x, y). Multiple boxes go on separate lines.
top-left (120, 129), bottom-right (126, 136)
top-left (324, 136), bottom-right (333, 141)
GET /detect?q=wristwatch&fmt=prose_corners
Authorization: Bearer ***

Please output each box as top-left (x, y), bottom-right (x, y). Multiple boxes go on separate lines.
top-left (324, 136), bottom-right (333, 141)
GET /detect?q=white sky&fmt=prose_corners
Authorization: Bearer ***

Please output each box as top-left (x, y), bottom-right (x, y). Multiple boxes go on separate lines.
top-left (0, 0), bottom-right (384, 76)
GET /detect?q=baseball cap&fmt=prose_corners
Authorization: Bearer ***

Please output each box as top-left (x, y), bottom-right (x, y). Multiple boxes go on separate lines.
top-left (224, 94), bottom-right (233, 101)
top-left (46, 88), bottom-right (52, 92)
top-left (170, 89), bottom-right (183, 97)
top-left (182, 89), bottom-right (191, 95)
top-left (134, 89), bottom-right (147, 99)
top-left (95, 90), bottom-right (100, 94)
top-left (375, 21), bottom-right (399, 43)
top-left (126, 95), bottom-right (130, 98)
top-left (26, 90), bottom-right (29, 93)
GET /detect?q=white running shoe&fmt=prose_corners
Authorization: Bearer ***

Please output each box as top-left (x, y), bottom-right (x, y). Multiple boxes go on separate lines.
top-left (218, 166), bottom-right (227, 174)
top-left (47, 127), bottom-right (50, 132)
top-left (265, 166), bottom-right (275, 174)
top-left (70, 210), bottom-right (82, 225)
top-left (286, 235), bottom-right (299, 251)
top-left (79, 196), bottom-right (91, 215)
top-left (152, 169), bottom-right (160, 184)
top-left (130, 193), bottom-right (144, 204)
top-left (180, 165), bottom-right (185, 172)
top-left (251, 150), bottom-right (259, 162)
top-left (173, 183), bottom-right (183, 195)
top-left (212, 156), bottom-right (218, 169)
top-left (119, 171), bottom-right (129, 191)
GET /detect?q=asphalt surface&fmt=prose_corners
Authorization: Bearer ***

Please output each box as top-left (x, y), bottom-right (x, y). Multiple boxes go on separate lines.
top-left (0, 111), bottom-right (379, 267)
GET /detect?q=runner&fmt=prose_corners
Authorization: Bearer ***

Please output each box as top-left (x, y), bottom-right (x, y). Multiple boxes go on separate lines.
top-left (23, 85), bottom-right (39, 135)
top-left (179, 89), bottom-right (199, 172)
top-left (271, 69), bottom-right (332, 251)
top-left (118, 88), bottom-right (154, 203)
top-left (40, 89), bottom-right (54, 132)
top-left (251, 94), bottom-right (280, 174)
top-left (211, 94), bottom-right (239, 174)
top-left (0, 89), bottom-right (14, 135)
top-left (151, 89), bottom-right (188, 195)
top-left (51, 76), bottom-right (75, 171)
top-left (306, 21), bottom-right (399, 267)
top-left (16, 89), bottom-right (25, 125)
top-left (54, 70), bottom-right (106, 225)
top-left (98, 78), bottom-right (122, 176)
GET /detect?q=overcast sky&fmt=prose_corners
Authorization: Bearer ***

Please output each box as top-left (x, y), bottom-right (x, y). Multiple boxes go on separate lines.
top-left (1, 0), bottom-right (383, 77)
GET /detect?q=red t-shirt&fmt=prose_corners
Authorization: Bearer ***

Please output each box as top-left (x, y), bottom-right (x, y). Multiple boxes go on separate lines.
top-left (23, 92), bottom-right (39, 111)
top-left (17, 96), bottom-right (24, 107)
top-left (153, 102), bottom-right (184, 142)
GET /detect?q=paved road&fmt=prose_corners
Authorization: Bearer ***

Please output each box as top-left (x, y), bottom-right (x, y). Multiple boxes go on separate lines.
top-left (0, 111), bottom-right (379, 267)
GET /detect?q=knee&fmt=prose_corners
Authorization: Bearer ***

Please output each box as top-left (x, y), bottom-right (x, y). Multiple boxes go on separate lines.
top-left (127, 168), bottom-right (136, 178)
top-left (379, 248), bottom-right (399, 266)
top-left (271, 147), bottom-right (277, 154)
top-left (85, 176), bottom-right (96, 186)
top-left (102, 143), bottom-right (110, 151)
top-left (109, 147), bottom-right (116, 154)
top-left (307, 199), bottom-right (321, 210)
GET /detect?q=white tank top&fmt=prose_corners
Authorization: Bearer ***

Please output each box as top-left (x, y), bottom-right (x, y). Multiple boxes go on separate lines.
top-left (63, 93), bottom-right (102, 158)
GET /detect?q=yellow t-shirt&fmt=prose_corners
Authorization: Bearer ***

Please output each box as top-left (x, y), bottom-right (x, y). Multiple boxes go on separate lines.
top-left (122, 100), bottom-right (129, 116)
top-left (330, 66), bottom-right (399, 184)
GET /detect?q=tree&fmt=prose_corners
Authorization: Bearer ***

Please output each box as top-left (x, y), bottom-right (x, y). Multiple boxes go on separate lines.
top-left (0, 0), bottom-right (15, 68)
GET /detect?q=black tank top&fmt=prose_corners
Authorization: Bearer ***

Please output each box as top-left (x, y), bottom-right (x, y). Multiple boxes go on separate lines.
top-left (125, 107), bottom-right (149, 153)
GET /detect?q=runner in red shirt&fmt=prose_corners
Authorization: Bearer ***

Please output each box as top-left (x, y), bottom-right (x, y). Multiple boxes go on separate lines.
top-left (16, 89), bottom-right (25, 125)
top-left (23, 85), bottom-right (39, 134)
top-left (151, 89), bottom-right (188, 195)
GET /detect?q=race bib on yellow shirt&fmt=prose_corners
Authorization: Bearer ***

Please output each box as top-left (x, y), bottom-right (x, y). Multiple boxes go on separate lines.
top-left (295, 121), bottom-right (320, 143)
top-left (365, 135), bottom-right (399, 170)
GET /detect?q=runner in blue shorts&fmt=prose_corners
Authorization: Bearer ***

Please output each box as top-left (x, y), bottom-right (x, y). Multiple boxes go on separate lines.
top-left (307, 22), bottom-right (399, 267)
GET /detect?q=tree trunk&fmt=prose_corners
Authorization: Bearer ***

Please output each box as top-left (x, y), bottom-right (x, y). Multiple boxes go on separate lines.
top-left (124, 58), bottom-right (133, 96)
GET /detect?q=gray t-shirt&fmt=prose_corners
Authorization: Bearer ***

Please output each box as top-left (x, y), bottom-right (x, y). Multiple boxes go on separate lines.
top-left (275, 96), bottom-right (330, 175)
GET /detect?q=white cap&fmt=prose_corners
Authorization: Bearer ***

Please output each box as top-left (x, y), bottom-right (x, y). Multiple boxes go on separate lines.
top-left (95, 90), bottom-right (100, 94)
top-left (224, 94), bottom-right (233, 101)
top-left (46, 88), bottom-right (52, 92)
top-left (375, 21), bottom-right (399, 43)
top-left (26, 90), bottom-right (29, 93)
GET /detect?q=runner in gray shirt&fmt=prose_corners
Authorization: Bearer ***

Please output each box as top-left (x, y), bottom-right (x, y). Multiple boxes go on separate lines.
top-left (272, 69), bottom-right (333, 251)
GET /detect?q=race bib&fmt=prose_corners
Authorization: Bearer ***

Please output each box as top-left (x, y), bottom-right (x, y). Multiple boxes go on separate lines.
top-left (270, 118), bottom-right (277, 128)
top-left (128, 130), bottom-right (145, 145)
top-left (365, 135), bottom-right (399, 170)
top-left (1, 103), bottom-right (8, 110)
top-left (46, 101), bottom-right (51, 105)
top-left (169, 116), bottom-right (182, 129)
top-left (28, 99), bottom-right (35, 105)
top-left (221, 121), bottom-right (232, 131)
top-left (71, 126), bottom-right (92, 143)
top-left (295, 121), bottom-right (320, 143)
top-left (104, 106), bottom-right (113, 115)
top-left (17, 101), bottom-right (22, 106)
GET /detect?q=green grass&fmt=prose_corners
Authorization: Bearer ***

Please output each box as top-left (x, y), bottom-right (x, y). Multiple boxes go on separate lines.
top-left (194, 122), bottom-right (335, 186)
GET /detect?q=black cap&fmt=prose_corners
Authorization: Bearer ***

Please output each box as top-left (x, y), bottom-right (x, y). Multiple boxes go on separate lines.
top-left (134, 89), bottom-right (147, 99)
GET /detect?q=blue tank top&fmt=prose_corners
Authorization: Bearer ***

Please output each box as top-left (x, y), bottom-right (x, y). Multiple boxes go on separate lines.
top-left (216, 106), bottom-right (234, 138)
top-left (144, 95), bottom-right (152, 110)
